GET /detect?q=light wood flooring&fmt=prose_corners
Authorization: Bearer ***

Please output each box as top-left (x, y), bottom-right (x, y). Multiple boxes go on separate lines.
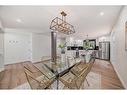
top-left (91, 59), bottom-right (124, 89)
top-left (0, 59), bottom-right (124, 89)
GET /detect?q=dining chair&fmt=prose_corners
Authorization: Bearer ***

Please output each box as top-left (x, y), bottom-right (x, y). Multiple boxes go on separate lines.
top-left (59, 66), bottom-right (89, 89)
top-left (67, 56), bottom-right (76, 66)
top-left (70, 57), bottom-right (95, 86)
top-left (23, 65), bottom-right (55, 89)
top-left (67, 56), bottom-right (81, 67)
top-left (70, 62), bottom-right (89, 77)
top-left (87, 57), bottom-right (95, 73)
top-left (67, 56), bottom-right (85, 75)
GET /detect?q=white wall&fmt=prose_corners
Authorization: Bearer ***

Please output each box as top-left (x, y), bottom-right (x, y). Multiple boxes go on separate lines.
top-left (4, 29), bottom-right (32, 64)
top-left (0, 20), bottom-right (4, 72)
top-left (110, 6), bottom-right (127, 88)
top-left (0, 32), bottom-right (4, 50)
top-left (0, 32), bottom-right (4, 71)
top-left (4, 28), bottom-right (52, 64)
top-left (32, 33), bottom-right (51, 62)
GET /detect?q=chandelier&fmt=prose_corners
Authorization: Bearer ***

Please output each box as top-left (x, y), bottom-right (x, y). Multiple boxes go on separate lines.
top-left (50, 11), bottom-right (75, 35)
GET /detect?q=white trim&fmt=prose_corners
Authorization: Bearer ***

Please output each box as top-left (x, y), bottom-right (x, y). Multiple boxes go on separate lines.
top-left (112, 63), bottom-right (127, 88)
top-left (4, 61), bottom-right (32, 65)
top-left (0, 67), bottom-right (4, 72)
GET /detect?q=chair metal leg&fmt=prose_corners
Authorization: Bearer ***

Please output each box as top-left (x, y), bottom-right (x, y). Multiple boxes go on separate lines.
top-left (86, 78), bottom-right (90, 86)
top-left (81, 81), bottom-right (84, 89)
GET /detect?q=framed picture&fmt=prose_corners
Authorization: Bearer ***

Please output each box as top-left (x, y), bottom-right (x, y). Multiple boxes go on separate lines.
top-left (125, 21), bottom-right (127, 50)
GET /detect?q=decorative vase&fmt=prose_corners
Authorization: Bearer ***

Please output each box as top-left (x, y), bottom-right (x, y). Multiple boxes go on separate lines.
top-left (61, 53), bottom-right (66, 63)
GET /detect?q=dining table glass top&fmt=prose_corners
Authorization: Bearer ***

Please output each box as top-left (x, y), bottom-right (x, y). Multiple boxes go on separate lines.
top-left (43, 57), bottom-right (82, 75)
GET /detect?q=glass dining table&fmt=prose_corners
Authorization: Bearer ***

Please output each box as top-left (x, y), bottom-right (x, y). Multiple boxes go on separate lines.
top-left (41, 57), bottom-right (82, 89)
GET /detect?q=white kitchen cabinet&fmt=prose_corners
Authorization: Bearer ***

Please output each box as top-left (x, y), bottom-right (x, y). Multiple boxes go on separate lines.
top-left (66, 37), bottom-right (74, 46)
top-left (66, 37), bottom-right (83, 46)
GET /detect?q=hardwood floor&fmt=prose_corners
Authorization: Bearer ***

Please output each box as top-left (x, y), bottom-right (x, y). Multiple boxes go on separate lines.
top-left (0, 59), bottom-right (124, 89)
top-left (91, 59), bottom-right (124, 89)
top-left (0, 61), bottom-right (42, 89)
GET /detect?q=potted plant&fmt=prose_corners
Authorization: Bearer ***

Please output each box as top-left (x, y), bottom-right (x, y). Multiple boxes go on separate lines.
top-left (58, 42), bottom-right (66, 54)
top-left (83, 40), bottom-right (89, 50)
top-left (83, 40), bottom-right (94, 50)
top-left (83, 40), bottom-right (94, 63)
top-left (58, 42), bottom-right (67, 63)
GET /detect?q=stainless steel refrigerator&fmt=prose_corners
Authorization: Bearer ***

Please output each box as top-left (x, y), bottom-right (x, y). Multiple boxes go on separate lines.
top-left (99, 42), bottom-right (110, 60)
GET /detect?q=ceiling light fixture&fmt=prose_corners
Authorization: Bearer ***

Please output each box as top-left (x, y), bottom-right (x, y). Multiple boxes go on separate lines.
top-left (100, 12), bottom-right (104, 16)
top-left (50, 11), bottom-right (75, 35)
top-left (16, 19), bottom-right (22, 23)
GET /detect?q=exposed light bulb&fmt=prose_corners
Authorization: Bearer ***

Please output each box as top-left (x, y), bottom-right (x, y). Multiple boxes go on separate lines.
top-left (16, 19), bottom-right (22, 23)
top-left (100, 12), bottom-right (104, 16)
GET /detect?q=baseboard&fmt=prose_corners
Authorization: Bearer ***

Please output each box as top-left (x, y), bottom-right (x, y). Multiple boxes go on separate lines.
top-left (5, 61), bottom-right (32, 66)
top-left (0, 67), bottom-right (4, 72)
top-left (111, 63), bottom-right (127, 89)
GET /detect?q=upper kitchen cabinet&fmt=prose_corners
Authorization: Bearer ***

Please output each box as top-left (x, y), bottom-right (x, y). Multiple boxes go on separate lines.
top-left (66, 37), bottom-right (83, 46)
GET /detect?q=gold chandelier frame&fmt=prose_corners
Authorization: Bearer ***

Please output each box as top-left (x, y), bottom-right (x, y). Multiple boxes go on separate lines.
top-left (50, 11), bottom-right (75, 35)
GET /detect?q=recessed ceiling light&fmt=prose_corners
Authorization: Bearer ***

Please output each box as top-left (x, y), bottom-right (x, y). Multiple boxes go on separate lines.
top-left (16, 19), bottom-right (22, 23)
top-left (100, 12), bottom-right (104, 16)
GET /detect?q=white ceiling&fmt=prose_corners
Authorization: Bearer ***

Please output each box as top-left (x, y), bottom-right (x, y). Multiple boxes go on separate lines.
top-left (0, 6), bottom-right (122, 39)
